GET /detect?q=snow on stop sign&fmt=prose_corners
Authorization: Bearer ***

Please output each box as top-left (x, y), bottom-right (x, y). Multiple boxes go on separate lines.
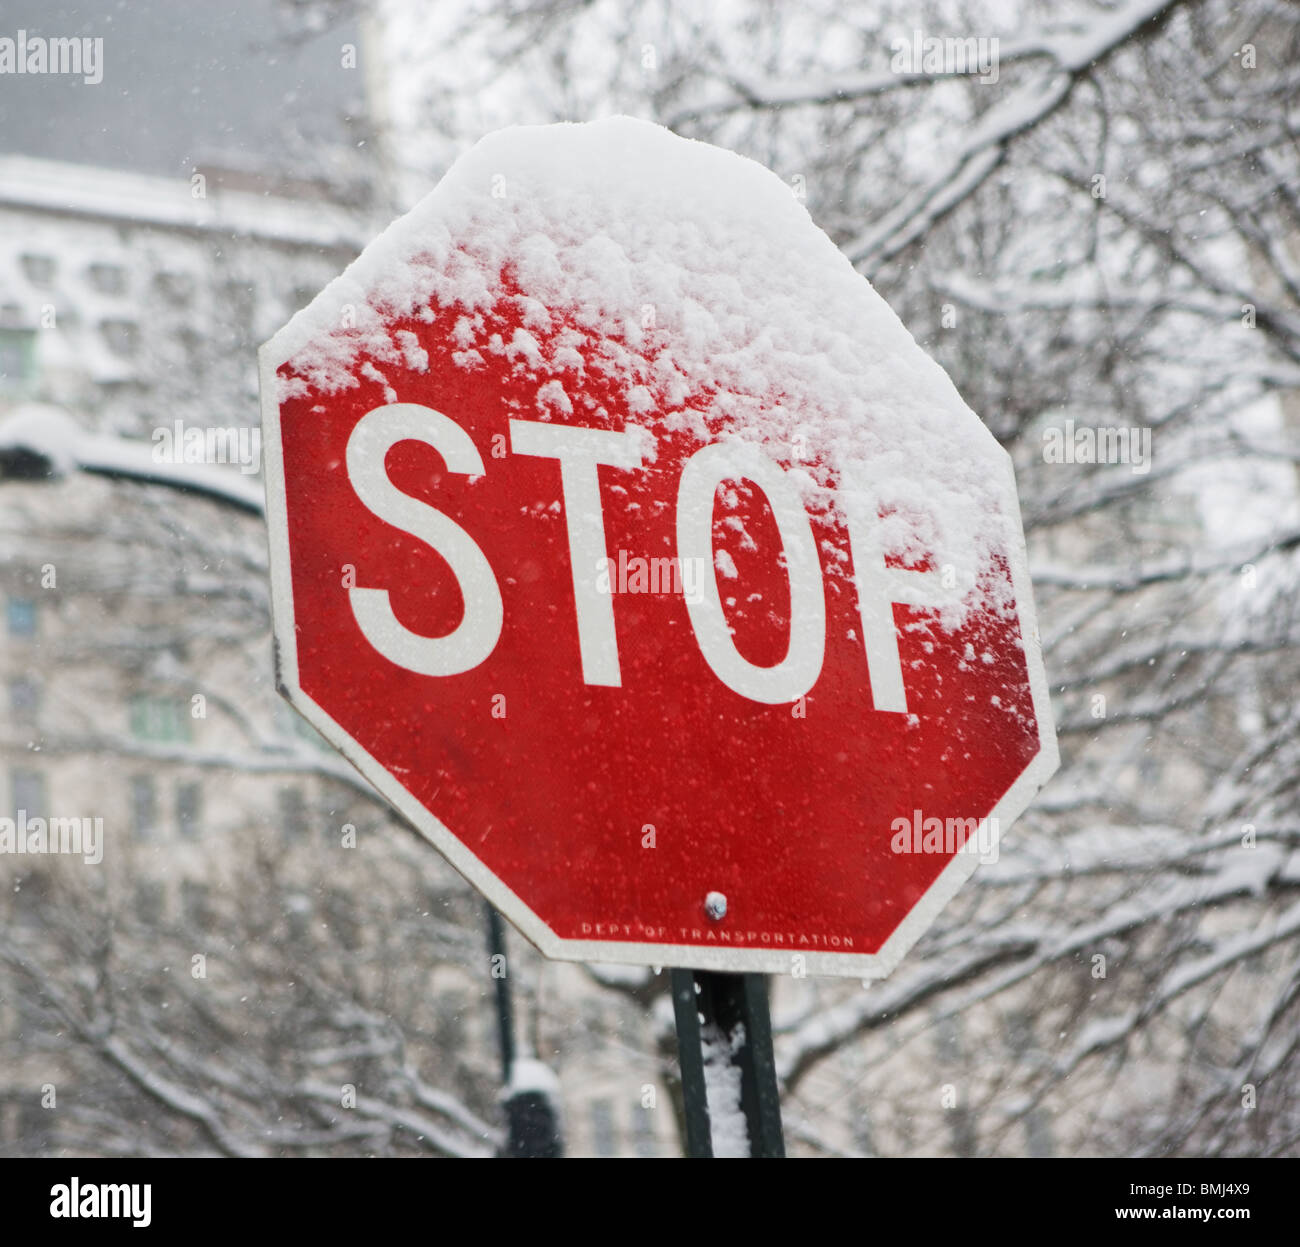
top-left (259, 118), bottom-right (1058, 978)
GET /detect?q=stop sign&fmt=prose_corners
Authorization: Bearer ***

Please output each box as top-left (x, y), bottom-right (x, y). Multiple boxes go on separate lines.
top-left (260, 118), bottom-right (1057, 978)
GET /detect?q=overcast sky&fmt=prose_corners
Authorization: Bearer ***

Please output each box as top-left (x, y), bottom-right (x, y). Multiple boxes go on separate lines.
top-left (0, 0), bottom-right (364, 179)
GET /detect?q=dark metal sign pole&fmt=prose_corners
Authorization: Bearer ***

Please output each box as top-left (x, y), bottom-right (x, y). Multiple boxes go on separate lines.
top-left (671, 968), bottom-right (785, 1157)
top-left (485, 903), bottom-right (563, 1157)
top-left (486, 903), bottom-right (515, 1084)
top-left (487, 903), bottom-right (781, 1157)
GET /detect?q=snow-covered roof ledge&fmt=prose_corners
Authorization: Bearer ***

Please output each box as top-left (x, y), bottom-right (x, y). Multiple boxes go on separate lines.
top-left (0, 154), bottom-right (368, 252)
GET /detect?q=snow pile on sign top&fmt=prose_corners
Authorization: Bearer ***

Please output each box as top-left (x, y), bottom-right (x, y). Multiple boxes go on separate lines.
top-left (276, 116), bottom-right (1015, 618)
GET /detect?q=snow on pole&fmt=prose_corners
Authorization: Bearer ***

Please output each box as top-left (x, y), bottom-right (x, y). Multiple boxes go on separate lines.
top-left (672, 969), bottom-right (784, 1158)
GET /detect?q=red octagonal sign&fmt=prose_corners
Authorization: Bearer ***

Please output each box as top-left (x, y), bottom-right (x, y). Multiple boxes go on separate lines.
top-left (260, 119), bottom-right (1058, 977)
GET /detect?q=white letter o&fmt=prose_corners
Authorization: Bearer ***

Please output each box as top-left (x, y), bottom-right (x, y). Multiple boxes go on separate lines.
top-left (676, 442), bottom-right (825, 704)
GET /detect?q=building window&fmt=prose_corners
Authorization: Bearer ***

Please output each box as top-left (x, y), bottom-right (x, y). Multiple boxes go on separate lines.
top-left (0, 329), bottom-right (36, 391)
top-left (631, 1104), bottom-right (657, 1158)
top-left (130, 775), bottom-right (157, 842)
top-left (277, 701), bottom-right (328, 750)
top-left (326, 889), bottom-right (361, 951)
top-left (12, 869), bottom-right (50, 928)
top-left (434, 991), bottom-right (467, 1054)
top-left (284, 892), bottom-right (311, 943)
top-left (176, 782), bottom-right (201, 839)
top-left (87, 262), bottom-right (126, 295)
top-left (589, 1100), bottom-right (616, 1157)
top-left (1006, 1011), bottom-right (1054, 1157)
top-left (6, 597), bottom-right (36, 637)
top-left (181, 881), bottom-right (211, 928)
top-left (129, 695), bottom-right (191, 743)
top-left (135, 880), bottom-right (164, 924)
top-left (294, 717), bottom-right (327, 749)
top-left (100, 318), bottom-right (139, 357)
top-left (153, 270), bottom-right (195, 305)
top-left (20, 253), bottom-right (56, 287)
top-left (9, 677), bottom-right (39, 725)
top-left (279, 786), bottom-right (307, 841)
top-left (580, 997), bottom-right (607, 1038)
top-left (18, 1092), bottom-right (54, 1157)
top-left (11, 769), bottom-right (46, 819)
top-left (850, 1096), bottom-right (875, 1155)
